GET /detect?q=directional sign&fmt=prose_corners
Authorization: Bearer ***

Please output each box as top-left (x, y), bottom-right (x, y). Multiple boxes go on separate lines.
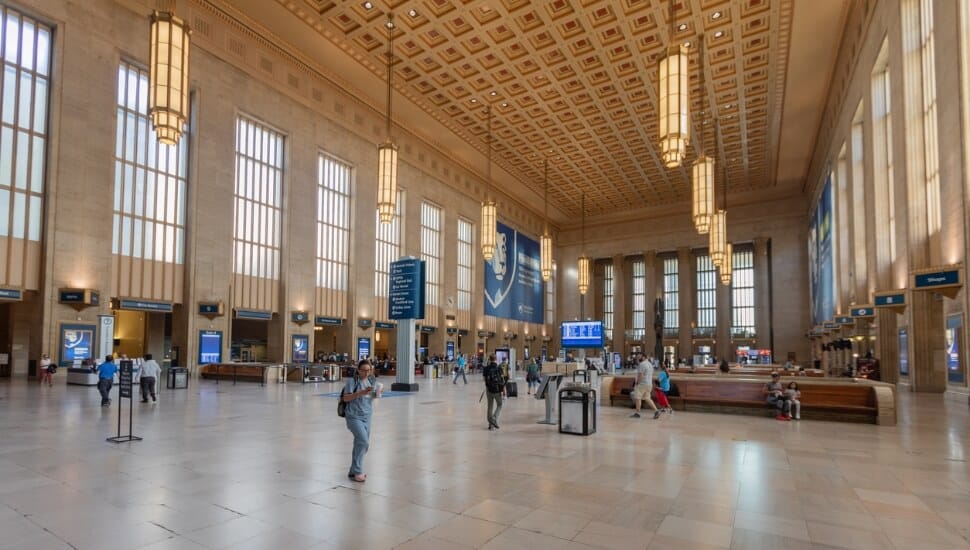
top-left (389, 258), bottom-right (426, 320)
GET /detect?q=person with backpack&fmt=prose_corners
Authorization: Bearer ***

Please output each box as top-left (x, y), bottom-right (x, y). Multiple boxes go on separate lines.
top-left (525, 357), bottom-right (540, 395)
top-left (39, 353), bottom-right (54, 387)
top-left (341, 359), bottom-right (382, 482)
top-left (482, 355), bottom-right (506, 430)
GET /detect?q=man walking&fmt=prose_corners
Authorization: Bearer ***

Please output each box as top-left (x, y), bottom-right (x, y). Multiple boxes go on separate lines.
top-left (139, 354), bottom-right (161, 403)
top-left (453, 353), bottom-right (468, 384)
top-left (97, 355), bottom-right (118, 407)
top-left (631, 352), bottom-right (659, 419)
top-left (482, 354), bottom-right (507, 430)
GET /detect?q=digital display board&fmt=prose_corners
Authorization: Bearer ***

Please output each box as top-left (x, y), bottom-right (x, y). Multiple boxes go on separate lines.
top-left (198, 330), bottom-right (223, 364)
top-left (560, 321), bottom-right (604, 349)
top-left (60, 324), bottom-right (95, 366)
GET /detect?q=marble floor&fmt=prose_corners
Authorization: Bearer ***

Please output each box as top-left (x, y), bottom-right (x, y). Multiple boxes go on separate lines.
top-left (0, 374), bottom-right (968, 550)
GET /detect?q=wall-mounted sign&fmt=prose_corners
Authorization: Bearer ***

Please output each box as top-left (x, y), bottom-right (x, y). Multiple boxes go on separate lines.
top-left (446, 341), bottom-right (455, 361)
top-left (823, 322), bottom-right (838, 330)
top-left (116, 298), bottom-right (173, 312)
top-left (358, 318), bottom-right (373, 328)
top-left (291, 311), bottom-right (310, 324)
top-left (0, 288), bottom-right (23, 301)
top-left (357, 337), bottom-right (371, 361)
top-left (198, 301), bottom-right (225, 317)
top-left (835, 316), bottom-right (854, 325)
top-left (874, 290), bottom-right (907, 311)
top-left (458, 329), bottom-right (469, 336)
top-left (913, 268), bottom-right (961, 291)
top-left (420, 325), bottom-right (436, 333)
top-left (59, 288), bottom-right (100, 308)
top-left (235, 309), bottom-right (272, 320)
top-left (389, 257), bottom-right (426, 320)
top-left (292, 334), bottom-right (309, 363)
top-left (198, 330), bottom-right (223, 364)
top-left (524, 335), bottom-right (537, 342)
top-left (850, 305), bottom-right (875, 318)
top-left (59, 323), bottom-right (96, 367)
top-left (315, 316), bottom-right (343, 326)
top-left (97, 315), bottom-right (115, 360)
top-left (446, 327), bottom-right (458, 334)
top-left (478, 330), bottom-right (495, 338)
top-left (375, 321), bottom-right (396, 330)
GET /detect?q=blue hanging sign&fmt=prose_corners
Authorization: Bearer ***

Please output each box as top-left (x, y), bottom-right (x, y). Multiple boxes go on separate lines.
top-left (119, 298), bottom-right (173, 312)
top-left (389, 257), bottom-right (426, 320)
top-left (235, 309), bottom-right (272, 320)
top-left (198, 302), bottom-right (224, 316)
top-left (874, 292), bottom-right (906, 308)
top-left (375, 321), bottom-right (396, 329)
top-left (483, 221), bottom-right (544, 324)
top-left (446, 327), bottom-right (458, 334)
top-left (314, 316), bottom-right (343, 326)
top-left (823, 322), bottom-right (839, 330)
top-left (420, 325), bottom-right (436, 333)
top-left (0, 288), bottom-right (22, 301)
top-left (850, 306), bottom-right (875, 318)
top-left (913, 269), bottom-right (961, 290)
top-left (291, 311), bottom-right (310, 324)
top-left (835, 316), bottom-right (854, 325)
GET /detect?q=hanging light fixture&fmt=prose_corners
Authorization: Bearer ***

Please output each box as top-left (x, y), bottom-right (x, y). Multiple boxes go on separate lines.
top-left (377, 14), bottom-right (398, 224)
top-left (692, 36), bottom-right (713, 234)
top-left (577, 193), bottom-right (590, 296)
top-left (149, 3), bottom-right (191, 145)
top-left (658, 0), bottom-right (689, 168)
top-left (481, 106), bottom-right (497, 261)
top-left (720, 242), bottom-right (733, 285)
top-left (710, 163), bottom-right (728, 267)
top-left (540, 159), bottom-right (553, 282)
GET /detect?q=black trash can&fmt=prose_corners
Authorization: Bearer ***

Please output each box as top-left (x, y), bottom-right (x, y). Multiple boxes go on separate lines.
top-left (559, 384), bottom-right (596, 435)
top-left (167, 367), bottom-right (189, 389)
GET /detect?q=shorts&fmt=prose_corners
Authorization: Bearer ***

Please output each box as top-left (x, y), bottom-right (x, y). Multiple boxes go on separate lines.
top-left (632, 383), bottom-right (653, 401)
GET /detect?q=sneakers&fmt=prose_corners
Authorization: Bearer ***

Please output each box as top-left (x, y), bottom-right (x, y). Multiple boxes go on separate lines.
top-left (776, 414), bottom-right (789, 421)
top-left (630, 412), bottom-right (641, 418)
top-left (795, 415), bottom-right (800, 420)
top-left (666, 408), bottom-right (674, 416)
top-left (653, 410), bottom-right (661, 419)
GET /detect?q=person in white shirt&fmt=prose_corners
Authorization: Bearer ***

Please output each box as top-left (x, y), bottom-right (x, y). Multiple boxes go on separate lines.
top-left (138, 354), bottom-right (161, 403)
top-left (630, 352), bottom-right (659, 419)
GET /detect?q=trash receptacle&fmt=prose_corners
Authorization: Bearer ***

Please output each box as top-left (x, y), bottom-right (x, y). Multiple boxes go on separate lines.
top-left (559, 384), bottom-right (596, 435)
top-left (167, 367), bottom-right (189, 389)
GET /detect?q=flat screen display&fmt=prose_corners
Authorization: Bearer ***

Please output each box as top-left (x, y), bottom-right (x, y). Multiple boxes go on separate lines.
top-left (561, 321), bottom-right (604, 349)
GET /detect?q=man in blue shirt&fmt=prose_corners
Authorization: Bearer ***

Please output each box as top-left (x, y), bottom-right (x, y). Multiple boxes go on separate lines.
top-left (97, 355), bottom-right (117, 407)
top-left (453, 353), bottom-right (467, 385)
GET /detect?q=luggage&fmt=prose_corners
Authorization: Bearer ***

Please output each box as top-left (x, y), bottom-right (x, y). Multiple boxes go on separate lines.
top-left (559, 386), bottom-right (596, 435)
top-left (505, 380), bottom-right (518, 397)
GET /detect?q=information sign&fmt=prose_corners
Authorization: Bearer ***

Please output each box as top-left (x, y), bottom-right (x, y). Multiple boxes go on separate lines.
top-left (358, 337), bottom-right (371, 361)
top-left (446, 341), bottom-right (455, 361)
top-left (389, 258), bottom-right (426, 320)
top-left (292, 334), bottom-right (309, 363)
top-left (198, 330), bottom-right (223, 364)
top-left (119, 360), bottom-right (133, 398)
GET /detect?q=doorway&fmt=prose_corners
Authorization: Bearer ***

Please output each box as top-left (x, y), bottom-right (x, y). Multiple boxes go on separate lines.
top-left (114, 310), bottom-right (172, 362)
top-left (230, 319), bottom-right (269, 362)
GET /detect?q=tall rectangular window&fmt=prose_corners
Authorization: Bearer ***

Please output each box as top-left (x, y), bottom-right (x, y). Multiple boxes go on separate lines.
top-left (113, 62), bottom-right (187, 264)
top-left (457, 218), bottom-right (473, 312)
top-left (375, 189), bottom-right (403, 298)
top-left (835, 144), bottom-right (849, 308)
top-left (603, 263), bottom-right (614, 340)
top-left (631, 259), bottom-right (645, 340)
top-left (731, 246), bottom-right (755, 338)
top-left (421, 201), bottom-right (442, 310)
top-left (696, 254), bottom-right (716, 336)
top-left (233, 117), bottom-right (283, 280)
top-left (871, 50), bottom-right (896, 272)
top-left (316, 154), bottom-right (351, 316)
top-left (850, 108), bottom-right (867, 289)
top-left (0, 7), bottom-right (51, 289)
top-left (663, 256), bottom-right (679, 335)
top-left (919, 0), bottom-right (941, 240)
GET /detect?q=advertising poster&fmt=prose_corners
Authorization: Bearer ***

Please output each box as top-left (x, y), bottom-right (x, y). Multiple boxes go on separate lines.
top-left (60, 324), bottom-right (95, 366)
top-left (292, 334), bottom-right (309, 364)
top-left (947, 315), bottom-right (963, 384)
top-left (198, 330), bottom-right (223, 364)
top-left (899, 328), bottom-right (909, 376)
top-left (357, 337), bottom-right (371, 361)
top-left (810, 177), bottom-right (834, 326)
top-left (484, 221), bottom-right (544, 323)
top-left (446, 341), bottom-right (455, 361)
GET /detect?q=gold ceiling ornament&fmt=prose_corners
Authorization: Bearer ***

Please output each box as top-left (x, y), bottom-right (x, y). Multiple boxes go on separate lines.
top-left (148, 2), bottom-right (191, 146)
top-left (377, 13), bottom-right (398, 225)
top-left (658, 0), bottom-right (689, 168)
top-left (692, 35), bottom-right (713, 234)
top-left (540, 158), bottom-right (553, 282)
top-left (577, 192), bottom-right (590, 296)
top-left (481, 106), bottom-right (497, 261)
top-left (720, 242), bottom-right (733, 286)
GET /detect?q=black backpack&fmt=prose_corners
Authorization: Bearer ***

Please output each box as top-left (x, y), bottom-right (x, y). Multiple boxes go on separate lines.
top-left (483, 364), bottom-right (505, 393)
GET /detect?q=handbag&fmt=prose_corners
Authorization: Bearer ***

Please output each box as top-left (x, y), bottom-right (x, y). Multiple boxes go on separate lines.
top-left (337, 387), bottom-right (347, 417)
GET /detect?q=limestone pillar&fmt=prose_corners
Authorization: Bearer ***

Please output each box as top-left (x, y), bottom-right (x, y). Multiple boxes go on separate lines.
top-left (875, 309), bottom-right (899, 384)
top-left (909, 291), bottom-right (947, 392)
top-left (754, 238), bottom-right (771, 354)
top-left (644, 251), bottom-right (658, 357)
top-left (612, 254), bottom-right (627, 356)
top-left (677, 247), bottom-right (693, 363)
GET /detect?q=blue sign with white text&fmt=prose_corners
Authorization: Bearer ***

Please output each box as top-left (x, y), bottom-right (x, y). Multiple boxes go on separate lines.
top-left (198, 330), bottom-right (223, 364)
top-left (875, 293), bottom-right (905, 307)
top-left (389, 258), bottom-right (426, 320)
top-left (292, 334), bottom-right (309, 363)
top-left (484, 221), bottom-right (543, 324)
top-left (61, 325), bottom-right (94, 365)
top-left (357, 337), bottom-right (371, 361)
top-left (446, 341), bottom-right (455, 361)
top-left (809, 177), bottom-right (834, 326)
top-left (914, 270), bottom-right (960, 289)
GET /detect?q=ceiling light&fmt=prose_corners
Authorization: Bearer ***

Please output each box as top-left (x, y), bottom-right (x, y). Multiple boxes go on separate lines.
top-left (658, 0), bottom-right (689, 169)
top-left (407, 8), bottom-right (417, 17)
top-left (714, 30), bottom-right (724, 38)
top-left (578, 193), bottom-right (589, 296)
top-left (541, 160), bottom-right (553, 283)
top-left (720, 242), bottom-right (733, 285)
top-left (489, 91), bottom-right (497, 96)
top-left (481, 107), bottom-right (497, 261)
top-left (363, 1), bottom-right (373, 9)
top-left (377, 14), bottom-right (398, 225)
top-left (149, 9), bottom-right (191, 145)
top-left (501, 102), bottom-right (508, 107)
top-left (677, 23), bottom-right (688, 31)
top-left (683, 41), bottom-right (691, 48)
top-left (712, 11), bottom-right (722, 20)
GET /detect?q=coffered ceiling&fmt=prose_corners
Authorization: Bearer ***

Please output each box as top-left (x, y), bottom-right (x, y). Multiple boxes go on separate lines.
top-left (232, 0), bottom-right (847, 220)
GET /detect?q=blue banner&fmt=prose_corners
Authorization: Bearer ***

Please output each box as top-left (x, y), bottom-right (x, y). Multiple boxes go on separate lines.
top-left (810, 177), bottom-right (834, 326)
top-left (446, 341), bottom-right (455, 361)
top-left (914, 270), bottom-right (960, 289)
top-left (484, 221), bottom-right (543, 323)
top-left (60, 324), bottom-right (95, 366)
top-left (292, 334), bottom-right (309, 363)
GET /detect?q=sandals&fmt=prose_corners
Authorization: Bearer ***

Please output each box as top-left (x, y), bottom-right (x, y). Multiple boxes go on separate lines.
top-left (348, 473), bottom-right (367, 482)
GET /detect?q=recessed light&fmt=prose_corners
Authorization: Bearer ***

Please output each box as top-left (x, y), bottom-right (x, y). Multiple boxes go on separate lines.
top-left (683, 41), bottom-right (691, 48)
top-left (407, 8), bottom-right (418, 17)
top-left (363, 1), bottom-right (373, 9)
top-left (385, 20), bottom-right (394, 29)
top-left (489, 91), bottom-right (497, 96)
top-left (501, 102), bottom-right (508, 107)
top-left (470, 98), bottom-right (477, 103)
top-left (677, 23), bottom-right (688, 31)
top-left (714, 30), bottom-right (724, 38)
top-left (712, 11), bottom-right (722, 20)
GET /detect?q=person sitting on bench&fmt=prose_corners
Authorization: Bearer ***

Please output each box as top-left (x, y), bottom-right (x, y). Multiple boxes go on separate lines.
top-left (763, 372), bottom-right (792, 421)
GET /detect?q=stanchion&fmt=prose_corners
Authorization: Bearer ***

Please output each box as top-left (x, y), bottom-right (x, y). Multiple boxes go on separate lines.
top-left (107, 360), bottom-right (142, 444)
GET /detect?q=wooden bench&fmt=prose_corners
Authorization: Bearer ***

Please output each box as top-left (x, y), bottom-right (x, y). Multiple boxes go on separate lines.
top-left (605, 374), bottom-right (896, 425)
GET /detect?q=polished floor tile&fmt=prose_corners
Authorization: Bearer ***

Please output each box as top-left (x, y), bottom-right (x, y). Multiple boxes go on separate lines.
top-left (0, 376), bottom-right (968, 550)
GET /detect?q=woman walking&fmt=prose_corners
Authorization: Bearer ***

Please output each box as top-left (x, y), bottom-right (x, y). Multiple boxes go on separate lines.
top-left (342, 359), bottom-right (382, 482)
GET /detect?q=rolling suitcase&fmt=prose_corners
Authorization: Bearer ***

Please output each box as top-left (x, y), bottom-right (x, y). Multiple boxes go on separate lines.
top-left (505, 380), bottom-right (518, 398)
